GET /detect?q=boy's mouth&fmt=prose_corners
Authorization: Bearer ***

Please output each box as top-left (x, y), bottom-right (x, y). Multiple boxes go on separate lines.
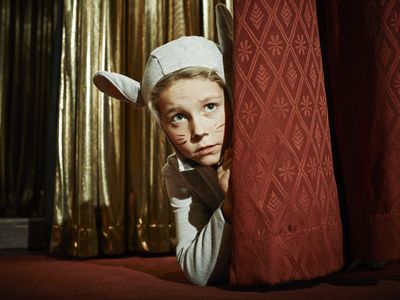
top-left (195, 144), bottom-right (218, 156)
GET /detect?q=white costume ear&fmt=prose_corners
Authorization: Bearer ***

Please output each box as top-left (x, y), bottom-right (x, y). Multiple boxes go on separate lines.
top-left (216, 4), bottom-right (233, 103)
top-left (93, 71), bottom-right (146, 109)
top-left (216, 4), bottom-right (233, 56)
top-left (216, 4), bottom-right (234, 151)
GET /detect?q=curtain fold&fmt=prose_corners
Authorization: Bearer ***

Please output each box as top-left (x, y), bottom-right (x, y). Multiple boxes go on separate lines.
top-left (0, 0), bottom-right (60, 219)
top-left (125, 0), bottom-right (172, 254)
top-left (322, 0), bottom-right (400, 261)
top-left (230, 0), bottom-right (399, 285)
top-left (230, 0), bottom-right (343, 285)
top-left (51, 0), bottom-right (128, 256)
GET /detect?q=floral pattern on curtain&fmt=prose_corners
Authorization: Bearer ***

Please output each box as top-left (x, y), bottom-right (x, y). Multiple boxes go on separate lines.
top-left (230, 0), bottom-right (343, 285)
top-left (322, 0), bottom-right (400, 261)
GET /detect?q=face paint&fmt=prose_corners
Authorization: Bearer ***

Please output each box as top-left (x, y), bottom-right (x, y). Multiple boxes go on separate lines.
top-left (174, 134), bottom-right (187, 146)
top-left (159, 78), bottom-right (226, 166)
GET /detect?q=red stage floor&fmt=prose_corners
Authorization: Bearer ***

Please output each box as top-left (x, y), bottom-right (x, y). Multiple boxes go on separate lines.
top-left (0, 251), bottom-right (399, 299)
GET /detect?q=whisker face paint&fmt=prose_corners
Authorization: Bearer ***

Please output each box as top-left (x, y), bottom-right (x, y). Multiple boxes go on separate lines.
top-left (159, 78), bottom-right (226, 167)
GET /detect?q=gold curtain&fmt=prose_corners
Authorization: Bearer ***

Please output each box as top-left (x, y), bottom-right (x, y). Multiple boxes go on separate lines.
top-left (51, 0), bottom-right (128, 256)
top-left (0, 0), bottom-right (60, 218)
top-left (51, 0), bottom-right (233, 257)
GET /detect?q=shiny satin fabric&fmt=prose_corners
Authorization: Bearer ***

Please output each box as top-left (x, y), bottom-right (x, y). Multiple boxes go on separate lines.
top-left (51, 0), bottom-right (126, 256)
top-left (0, 0), bottom-right (59, 217)
top-left (51, 0), bottom-right (233, 257)
top-left (0, 0), bottom-right (10, 211)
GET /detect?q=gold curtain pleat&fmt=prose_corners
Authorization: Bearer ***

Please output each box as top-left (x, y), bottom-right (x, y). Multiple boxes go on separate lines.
top-left (52, 0), bottom-right (233, 257)
top-left (51, 0), bottom-right (127, 256)
top-left (98, 0), bottom-right (127, 255)
top-left (0, 0), bottom-right (10, 208)
top-left (0, 0), bottom-right (59, 218)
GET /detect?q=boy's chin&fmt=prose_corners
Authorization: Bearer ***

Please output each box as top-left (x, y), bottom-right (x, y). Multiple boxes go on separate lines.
top-left (194, 154), bottom-right (221, 167)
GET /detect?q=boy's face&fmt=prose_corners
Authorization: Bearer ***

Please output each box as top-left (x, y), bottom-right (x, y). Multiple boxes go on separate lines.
top-left (158, 78), bottom-right (226, 166)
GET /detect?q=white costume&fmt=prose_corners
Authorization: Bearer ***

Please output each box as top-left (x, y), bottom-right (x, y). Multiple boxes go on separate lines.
top-left (163, 154), bottom-right (231, 286)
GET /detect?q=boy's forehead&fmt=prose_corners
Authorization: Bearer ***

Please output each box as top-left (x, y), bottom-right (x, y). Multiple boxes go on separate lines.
top-left (165, 79), bottom-right (222, 97)
top-left (160, 79), bottom-right (224, 109)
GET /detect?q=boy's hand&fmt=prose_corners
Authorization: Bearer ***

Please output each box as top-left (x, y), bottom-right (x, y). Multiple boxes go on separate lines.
top-left (218, 148), bottom-right (233, 223)
top-left (217, 148), bottom-right (232, 195)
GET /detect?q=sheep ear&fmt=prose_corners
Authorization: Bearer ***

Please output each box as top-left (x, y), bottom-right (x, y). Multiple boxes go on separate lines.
top-left (216, 4), bottom-right (234, 151)
top-left (216, 4), bottom-right (233, 53)
top-left (216, 4), bottom-right (233, 102)
top-left (93, 71), bottom-right (146, 109)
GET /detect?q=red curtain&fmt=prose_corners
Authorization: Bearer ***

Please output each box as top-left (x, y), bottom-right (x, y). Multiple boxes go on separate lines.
top-left (230, 0), bottom-right (343, 285)
top-left (322, 0), bottom-right (400, 261)
top-left (230, 0), bottom-right (400, 286)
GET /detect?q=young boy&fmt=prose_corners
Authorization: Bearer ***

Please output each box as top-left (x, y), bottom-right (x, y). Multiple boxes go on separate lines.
top-left (93, 36), bottom-right (233, 286)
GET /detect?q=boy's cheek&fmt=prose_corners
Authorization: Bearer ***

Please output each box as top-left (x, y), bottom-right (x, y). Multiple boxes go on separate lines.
top-left (169, 131), bottom-right (188, 145)
top-left (165, 126), bottom-right (182, 137)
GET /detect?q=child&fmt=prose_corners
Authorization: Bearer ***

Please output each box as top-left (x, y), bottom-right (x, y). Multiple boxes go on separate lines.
top-left (93, 36), bottom-right (233, 286)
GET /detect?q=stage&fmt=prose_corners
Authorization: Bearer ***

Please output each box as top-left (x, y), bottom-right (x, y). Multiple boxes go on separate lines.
top-left (1, 251), bottom-right (399, 299)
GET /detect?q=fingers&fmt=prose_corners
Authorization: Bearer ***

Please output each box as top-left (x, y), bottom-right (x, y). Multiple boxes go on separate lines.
top-left (218, 166), bottom-right (230, 179)
top-left (222, 157), bottom-right (232, 171)
top-left (217, 159), bottom-right (231, 176)
top-left (217, 167), bottom-right (230, 195)
top-left (217, 157), bottom-right (231, 195)
top-left (217, 164), bottom-right (226, 180)
top-left (218, 148), bottom-right (233, 195)
top-left (221, 148), bottom-right (233, 170)
top-left (223, 147), bottom-right (233, 160)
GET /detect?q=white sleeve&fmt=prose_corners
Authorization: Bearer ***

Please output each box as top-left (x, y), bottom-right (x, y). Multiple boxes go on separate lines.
top-left (163, 164), bottom-right (232, 286)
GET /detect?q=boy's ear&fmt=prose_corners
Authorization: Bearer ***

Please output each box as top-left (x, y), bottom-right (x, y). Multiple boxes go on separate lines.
top-left (93, 71), bottom-right (146, 108)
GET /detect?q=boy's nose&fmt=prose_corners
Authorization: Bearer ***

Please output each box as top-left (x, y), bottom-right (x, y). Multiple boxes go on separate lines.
top-left (190, 117), bottom-right (209, 142)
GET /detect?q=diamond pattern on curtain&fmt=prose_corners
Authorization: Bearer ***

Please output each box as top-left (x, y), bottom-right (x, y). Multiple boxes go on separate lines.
top-left (322, 0), bottom-right (400, 261)
top-left (230, 0), bottom-right (343, 285)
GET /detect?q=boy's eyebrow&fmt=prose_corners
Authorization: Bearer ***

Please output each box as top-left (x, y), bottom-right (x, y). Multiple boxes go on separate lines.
top-left (198, 95), bottom-right (222, 103)
top-left (161, 106), bottom-right (182, 118)
top-left (160, 95), bottom-right (223, 118)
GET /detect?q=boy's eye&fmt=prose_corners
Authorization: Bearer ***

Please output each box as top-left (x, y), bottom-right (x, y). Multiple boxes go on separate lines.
top-left (171, 113), bottom-right (186, 123)
top-left (204, 103), bottom-right (217, 113)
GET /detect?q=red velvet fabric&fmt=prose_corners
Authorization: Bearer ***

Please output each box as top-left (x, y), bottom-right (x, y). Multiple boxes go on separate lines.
top-left (322, 0), bottom-right (400, 261)
top-left (1, 254), bottom-right (400, 299)
top-left (230, 0), bottom-right (343, 285)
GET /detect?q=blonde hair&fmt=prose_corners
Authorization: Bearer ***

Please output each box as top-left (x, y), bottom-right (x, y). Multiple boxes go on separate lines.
top-left (149, 67), bottom-right (225, 117)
